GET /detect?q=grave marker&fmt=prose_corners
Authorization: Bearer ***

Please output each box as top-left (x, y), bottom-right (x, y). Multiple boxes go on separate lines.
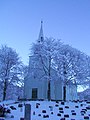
top-left (20, 118), bottom-right (24, 120)
top-left (59, 110), bottom-right (64, 113)
top-left (24, 104), bottom-right (31, 120)
top-left (84, 116), bottom-right (89, 120)
top-left (42, 110), bottom-right (46, 113)
top-left (64, 114), bottom-right (69, 118)
top-left (59, 107), bottom-right (63, 110)
top-left (57, 113), bottom-right (61, 116)
top-left (38, 114), bottom-right (41, 116)
top-left (65, 106), bottom-right (69, 109)
top-left (61, 101), bottom-right (64, 105)
top-left (43, 115), bottom-right (49, 118)
top-left (50, 107), bottom-right (53, 111)
top-left (51, 112), bottom-right (53, 114)
top-left (72, 113), bottom-right (76, 115)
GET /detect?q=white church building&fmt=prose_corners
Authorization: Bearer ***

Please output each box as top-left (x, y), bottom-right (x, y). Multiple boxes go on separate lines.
top-left (24, 22), bottom-right (78, 101)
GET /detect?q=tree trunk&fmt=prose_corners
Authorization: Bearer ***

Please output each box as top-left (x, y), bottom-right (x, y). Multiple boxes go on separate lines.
top-left (47, 80), bottom-right (50, 100)
top-left (3, 80), bottom-right (7, 101)
top-left (63, 86), bottom-right (66, 101)
top-left (63, 61), bottom-right (67, 101)
top-left (47, 56), bottom-right (51, 100)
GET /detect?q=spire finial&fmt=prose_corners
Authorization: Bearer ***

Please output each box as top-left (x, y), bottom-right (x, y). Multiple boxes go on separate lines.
top-left (41, 20), bottom-right (43, 24)
top-left (41, 20), bottom-right (43, 29)
top-left (41, 20), bottom-right (43, 23)
top-left (38, 21), bottom-right (44, 43)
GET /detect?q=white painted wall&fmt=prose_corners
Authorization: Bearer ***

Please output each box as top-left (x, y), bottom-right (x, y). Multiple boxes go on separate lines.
top-left (24, 56), bottom-right (78, 101)
top-left (24, 77), bottom-right (48, 99)
top-left (51, 80), bottom-right (63, 100)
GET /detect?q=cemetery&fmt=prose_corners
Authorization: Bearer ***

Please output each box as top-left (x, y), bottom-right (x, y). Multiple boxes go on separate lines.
top-left (0, 1), bottom-right (90, 120)
top-left (0, 100), bottom-right (90, 120)
top-left (0, 9), bottom-right (90, 120)
top-left (4, 22), bottom-right (88, 120)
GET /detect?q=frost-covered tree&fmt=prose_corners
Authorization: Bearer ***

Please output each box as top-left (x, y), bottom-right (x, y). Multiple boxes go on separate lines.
top-left (53, 44), bottom-right (80, 100)
top-left (82, 56), bottom-right (90, 87)
top-left (31, 37), bottom-right (90, 100)
top-left (54, 44), bottom-right (90, 100)
top-left (54, 44), bottom-right (90, 86)
top-left (31, 37), bottom-right (62, 100)
top-left (0, 45), bottom-right (23, 100)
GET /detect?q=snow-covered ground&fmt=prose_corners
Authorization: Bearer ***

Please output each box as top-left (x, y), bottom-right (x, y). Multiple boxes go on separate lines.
top-left (0, 100), bottom-right (90, 120)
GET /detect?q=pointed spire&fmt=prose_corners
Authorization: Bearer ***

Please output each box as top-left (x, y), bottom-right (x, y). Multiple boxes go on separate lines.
top-left (38, 21), bottom-right (44, 43)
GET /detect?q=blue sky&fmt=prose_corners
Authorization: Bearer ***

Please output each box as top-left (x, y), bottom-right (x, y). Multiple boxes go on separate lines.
top-left (0, 0), bottom-right (90, 65)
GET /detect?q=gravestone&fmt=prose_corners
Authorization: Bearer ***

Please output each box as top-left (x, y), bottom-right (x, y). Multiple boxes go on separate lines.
top-left (71, 110), bottom-right (75, 113)
top-left (38, 114), bottom-right (41, 116)
top-left (55, 104), bottom-right (59, 107)
top-left (50, 106), bottom-right (53, 111)
top-left (57, 113), bottom-right (61, 116)
top-left (87, 102), bottom-right (90, 104)
top-left (61, 101), bottom-right (64, 105)
top-left (43, 115), bottom-right (49, 118)
top-left (75, 106), bottom-right (79, 108)
top-left (51, 112), bottom-right (53, 114)
top-left (42, 110), bottom-right (46, 113)
top-left (24, 104), bottom-right (31, 120)
top-left (64, 114), bottom-right (69, 118)
top-left (65, 106), bottom-right (69, 109)
top-left (59, 110), bottom-right (64, 113)
top-left (72, 113), bottom-right (76, 115)
top-left (36, 104), bottom-right (39, 108)
top-left (59, 107), bottom-right (63, 110)
top-left (20, 118), bottom-right (24, 120)
top-left (86, 106), bottom-right (90, 110)
top-left (84, 116), bottom-right (89, 120)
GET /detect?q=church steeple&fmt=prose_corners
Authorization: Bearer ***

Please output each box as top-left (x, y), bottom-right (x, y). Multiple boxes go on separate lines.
top-left (38, 21), bottom-right (44, 43)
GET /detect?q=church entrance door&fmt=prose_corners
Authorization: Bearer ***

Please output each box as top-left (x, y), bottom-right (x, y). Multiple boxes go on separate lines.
top-left (32, 88), bottom-right (38, 99)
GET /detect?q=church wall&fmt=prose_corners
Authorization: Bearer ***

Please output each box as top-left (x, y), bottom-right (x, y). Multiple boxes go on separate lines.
top-left (24, 75), bottom-right (78, 101)
top-left (41, 79), bottom-right (48, 99)
top-left (51, 81), bottom-right (63, 100)
top-left (66, 85), bottom-right (78, 101)
top-left (24, 77), bottom-right (29, 98)
top-left (24, 77), bottom-right (48, 99)
top-left (69, 85), bottom-right (78, 100)
top-left (24, 22), bottom-right (78, 101)
top-left (66, 86), bottom-right (71, 101)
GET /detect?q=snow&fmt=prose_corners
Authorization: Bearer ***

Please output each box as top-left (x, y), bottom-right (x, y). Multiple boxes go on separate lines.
top-left (0, 100), bottom-right (90, 120)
